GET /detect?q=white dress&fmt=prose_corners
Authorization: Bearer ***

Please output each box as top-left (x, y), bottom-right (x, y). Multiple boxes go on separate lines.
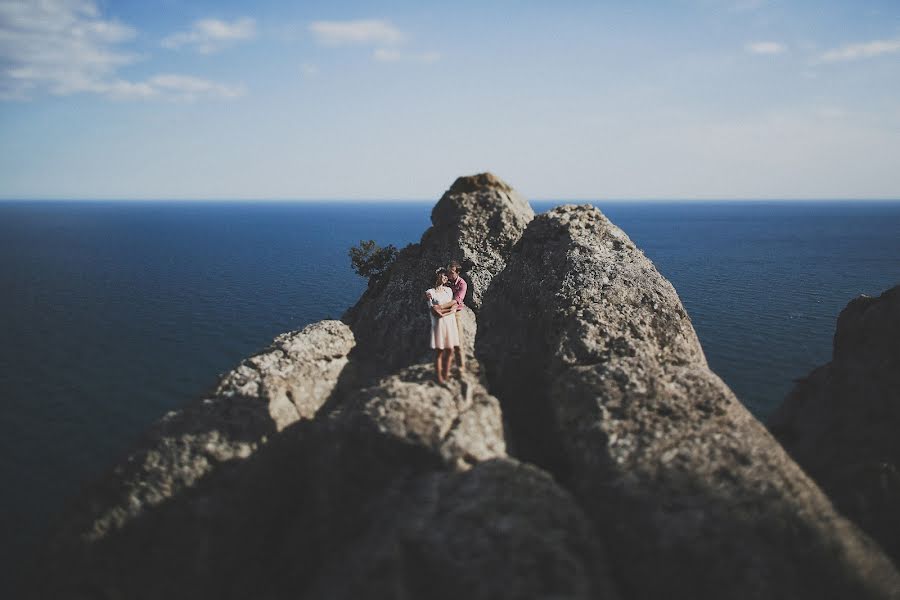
top-left (425, 286), bottom-right (459, 350)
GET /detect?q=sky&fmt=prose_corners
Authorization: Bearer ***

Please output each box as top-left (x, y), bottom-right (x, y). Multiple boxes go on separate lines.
top-left (0, 0), bottom-right (899, 200)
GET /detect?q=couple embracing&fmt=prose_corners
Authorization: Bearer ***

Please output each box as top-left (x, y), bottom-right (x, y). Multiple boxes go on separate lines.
top-left (424, 260), bottom-right (467, 383)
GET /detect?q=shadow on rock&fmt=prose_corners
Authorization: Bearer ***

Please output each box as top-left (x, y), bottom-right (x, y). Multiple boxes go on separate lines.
top-left (35, 416), bottom-right (621, 600)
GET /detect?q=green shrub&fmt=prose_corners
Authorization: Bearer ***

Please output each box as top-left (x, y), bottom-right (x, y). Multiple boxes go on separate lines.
top-left (348, 240), bottom-right (398, 280)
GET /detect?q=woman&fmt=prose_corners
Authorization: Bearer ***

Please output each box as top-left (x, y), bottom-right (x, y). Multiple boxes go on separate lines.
top-left (425, 268), bottom-right (459, 383)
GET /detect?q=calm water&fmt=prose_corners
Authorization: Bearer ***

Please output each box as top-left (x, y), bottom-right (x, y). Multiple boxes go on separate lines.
top-left (1, 199), bottom-right (898, 590)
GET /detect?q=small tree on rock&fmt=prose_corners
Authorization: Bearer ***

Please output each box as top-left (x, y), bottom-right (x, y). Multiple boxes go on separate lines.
top-left (349, 240), bottom-right (398, 280)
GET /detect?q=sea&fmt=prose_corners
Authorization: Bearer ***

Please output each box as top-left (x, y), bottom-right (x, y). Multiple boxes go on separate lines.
top-left (1, 199), bottom-right (898, 592)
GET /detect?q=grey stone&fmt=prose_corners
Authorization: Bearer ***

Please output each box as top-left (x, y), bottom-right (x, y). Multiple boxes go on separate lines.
top-left (42, 319), bottom-right (354, 547)
top-left (770, 285), bottom-right (900, 565)
top-left (35, 415), bottom-right (619, 600)
top-left (477, 204), bottom-right (900, 599)
top-left (343, 362), bottom-right (506, 470)
top-left (343, 172), bottom-right (533, 374)
top-left (304, 458), bottom-right (622, 600)
top-left (37, 178), bottom-right (899, 600)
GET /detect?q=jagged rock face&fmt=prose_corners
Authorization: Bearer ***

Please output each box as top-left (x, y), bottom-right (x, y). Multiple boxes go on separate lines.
top-left (303, 457), bottom-right (621, 600)
top-left (37, 176), bottom-right (601, 600)
top-left (770, 285), bottom-right (900, 564)
top-left (41, 320), bottom-right (354, 560)
top-left (36, 416), bottom-right (618, 600)
top-left (215, 319), bottom-right (357, 429)
top-left (429, 173), bottom-right (534, 309)
top-left (36, 179), bottom-right (900, 600)
top-left (343, 363), bottom-right (506, 470)
top-left (477, 205), bottom-right (900, 599)
top-left (343, 172), bottom-right (533, 374)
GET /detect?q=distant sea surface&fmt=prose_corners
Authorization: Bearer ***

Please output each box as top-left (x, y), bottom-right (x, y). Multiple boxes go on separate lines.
top-left (1, 199), bottom-right (899, 591)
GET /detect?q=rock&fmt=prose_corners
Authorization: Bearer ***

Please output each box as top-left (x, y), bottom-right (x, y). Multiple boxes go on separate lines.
top-left (36, 413), bottom-right (620, 600)
top-left (36, 178), bottom-right (900, 600)
top-left (769, 285), bottom-right (900, 564)
top-left (35, 176), bottom-right (584, 600)
top-left (342, 363), bottom-right (506, 470)
top-left (215, 319), bottom-right (357, 429)
top-left (476, 205), bottom-right (900, 599)
top-left (303, 457), bottom-right (622, 600)
top-left (42, 320), bottom-right (354, 547)
top-left (343, 172), bottom-right (533, 374)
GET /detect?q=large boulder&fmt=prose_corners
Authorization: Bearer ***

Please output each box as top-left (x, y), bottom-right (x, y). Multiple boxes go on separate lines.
top-left (476, 205), bottom-right (900, 599)
top-left (342, 363), bottom-right (506, 470)
top-left (36, 178), bottom-right (624, 600)
top-left (343, 172), bottom-right (533, 374)
top-left (35, 408), bottom-right (621, 600)
top-left (769, 285), bottom-right (900, 564)
top-left (300, 456), bottom-right (622, 600)
top-left (41, 320), bottom-right (354, 555)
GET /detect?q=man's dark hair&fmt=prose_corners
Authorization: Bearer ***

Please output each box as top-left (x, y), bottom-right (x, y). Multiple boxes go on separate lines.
top-left (448, 260), bottom-right (462, 273)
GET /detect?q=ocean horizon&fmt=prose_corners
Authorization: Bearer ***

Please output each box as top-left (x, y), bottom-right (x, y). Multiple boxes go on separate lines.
top-left (2, 198), bottom-right (899, 593)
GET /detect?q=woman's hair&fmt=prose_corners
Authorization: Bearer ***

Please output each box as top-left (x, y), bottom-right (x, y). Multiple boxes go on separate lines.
top-left (433, 267), bottom-right (448, 288)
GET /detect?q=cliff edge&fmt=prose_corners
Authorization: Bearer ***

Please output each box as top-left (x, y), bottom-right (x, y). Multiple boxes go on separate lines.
top-left (33, 175), bottom-right (900, 600)
top-left (770, 285), bottom-right (900, 566)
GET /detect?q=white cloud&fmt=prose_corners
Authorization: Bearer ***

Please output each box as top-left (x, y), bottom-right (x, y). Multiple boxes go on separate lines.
top-left (821, 39), bottom-right (900, 62)
top-left (373, 48), bottom-right (440, 63)
top-left (745, 41), bottom-right (786, 55)
top-left (309, 19), bottom-right (403, 46)
top-left (144, 74), bottom-right (244, 100)
top-left (161, 17), bottom-right (256, 54)
top-left (0, 0), bottom-right (137, 99)
top-left (820, 38), bottom-right (900, 63)
top-left (300, 63), bottom-right (319, 77)
top-left (308, 19), bottom-right (439, 64)
top-left (57, 74), bottom-right (245, 101)
top-left (0, 1), bottom-right (244, 101)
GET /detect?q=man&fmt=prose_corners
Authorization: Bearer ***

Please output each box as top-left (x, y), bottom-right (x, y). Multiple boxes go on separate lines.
top-left (447, 260), bottom-right (467, 372)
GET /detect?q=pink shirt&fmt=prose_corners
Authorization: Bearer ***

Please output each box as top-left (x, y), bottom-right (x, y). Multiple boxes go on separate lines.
top-left (450, 276), bottom-right (467, 311)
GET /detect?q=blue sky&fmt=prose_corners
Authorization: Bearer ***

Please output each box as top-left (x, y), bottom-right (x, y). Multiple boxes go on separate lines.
top-left (1, 0), bottom-right (899, 200)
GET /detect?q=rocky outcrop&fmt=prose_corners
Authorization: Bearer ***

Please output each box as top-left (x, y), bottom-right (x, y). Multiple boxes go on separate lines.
top-left (40, 320), bottom-right (354, 556)
top-left (36, 414), bottom-right (619, 600)
top-left (342, 364), bottom-right (506, 470)
top-left (770, 285), bottom-right (900, 564)
top-left (477, 205), bottom-right (900, 599)
top-left (300, 456), bottom-right (621, 600)
top-left (214, 320), bottom-right (357, 429)
top-left (343, 172), bottom-right (533, 374)
top-left (35, 178), bottom-right (900, 600)
top-left (35, 174), bottom-right (560, 600)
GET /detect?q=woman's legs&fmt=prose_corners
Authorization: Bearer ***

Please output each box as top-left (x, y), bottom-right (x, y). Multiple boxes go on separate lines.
top-left (442, 346), bottom-right (453, 380)
top-left (434, 349), bottom-right (444, 383)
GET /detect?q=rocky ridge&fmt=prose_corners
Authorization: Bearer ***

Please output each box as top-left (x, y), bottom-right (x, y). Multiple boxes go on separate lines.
top-left (43, 319), bottom-right (355, 549)
top-left (343, 171), bottom-right (533, 374)
top-left (34, 175), bottom-right (900, 600)
top-left (476, 204), bottom-right (900, 598)
top-left (770, 285), bottom-right (900, 565)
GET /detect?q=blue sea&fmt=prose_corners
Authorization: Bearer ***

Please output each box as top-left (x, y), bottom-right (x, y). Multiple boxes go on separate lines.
top-left (1, 199), bottom-right (898, 592)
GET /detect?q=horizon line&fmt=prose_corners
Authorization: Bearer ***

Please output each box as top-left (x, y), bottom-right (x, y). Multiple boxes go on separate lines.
top-left (2, 196), bottom-right (900, 203)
